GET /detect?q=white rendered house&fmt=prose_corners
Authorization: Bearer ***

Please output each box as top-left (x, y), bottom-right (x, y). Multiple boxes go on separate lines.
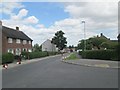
top-left (41, 39), bottom-right (58, 52)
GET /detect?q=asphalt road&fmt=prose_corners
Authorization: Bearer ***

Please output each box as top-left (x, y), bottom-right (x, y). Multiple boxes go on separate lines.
top-left (2, 55), bottom-right (118, 88)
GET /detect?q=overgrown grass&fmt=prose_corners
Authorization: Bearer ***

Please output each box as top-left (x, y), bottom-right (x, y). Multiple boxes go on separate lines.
top-left (65, 53), bottom-right (79, 60)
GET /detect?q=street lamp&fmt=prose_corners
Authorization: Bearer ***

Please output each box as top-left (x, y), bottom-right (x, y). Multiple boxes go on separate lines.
top-left (82, 21), bottom-right (86, 51)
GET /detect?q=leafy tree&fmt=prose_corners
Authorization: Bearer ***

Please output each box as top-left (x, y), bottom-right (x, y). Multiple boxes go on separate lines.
top-left (51, 30), bottom-right (67, 51)
top-left (100, 42), bottom-right (110, 49)
top-left (88, 36), bottom-right (109, 49)
top-left (77, 34), bottom-right (118, 50)
top-left (77, 40), bottom-right (85, 51)
top-left (69, 45), bottom-right (74, 49)
top-left (77, 39), bottom-right (92, 51)
top-left (33, 44), bottom-right (42, 52)
top-left (108, 42), bottom-right (118, 49)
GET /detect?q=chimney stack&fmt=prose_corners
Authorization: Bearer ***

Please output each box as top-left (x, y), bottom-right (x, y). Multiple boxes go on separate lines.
top-left (16, 26), bottom-right (19, 31)
top-left (100, 33), bottom-right (103, 36)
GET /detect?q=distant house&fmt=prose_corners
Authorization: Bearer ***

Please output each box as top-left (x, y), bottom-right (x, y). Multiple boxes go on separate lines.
top-left (41, 39), bottom-right (58, 52)
top-left (62, 47), bottom-right (70, 53)
top-left (1, 22), bottom-right (33, 55)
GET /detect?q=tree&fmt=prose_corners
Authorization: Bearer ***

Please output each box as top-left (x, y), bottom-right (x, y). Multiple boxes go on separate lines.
top-left (77, 39), bottom-right (92, 51)
top-left (51, 30), bottom-right (67, 51)
top-left (77, 34), bottom-right (118, 50)
top-left (77, 40), bottom-right (85, 51)
top-left (88, 36), bottom-right (109, 49)
top-left (68, 45), bottom-right (74, 49)
top-left (33, 44), bottom-right (42, 52)
top-left (100, 42), bottom-right (110, 49)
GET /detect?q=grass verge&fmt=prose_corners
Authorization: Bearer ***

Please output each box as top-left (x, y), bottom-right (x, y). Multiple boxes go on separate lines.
top-left (65, 53), bottom-right (79, 60)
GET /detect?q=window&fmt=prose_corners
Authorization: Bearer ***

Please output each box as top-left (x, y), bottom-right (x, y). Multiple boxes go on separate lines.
top-left (16, 48), bottom-right (21, 55)
top-left (8, 49), bottom-right (14, 54)
top-left (23, 40), bottom-right (27, 44)
top-left (29, 41), bottom-right (31, 44)
top-left (8, 38), bottom-right (13, 43)
top-left (28, 49), bottom-right (32, 52)
top-left (23, 48), bottom-right (27, 52)
top-left (16, 39), bottom-right (21, 43)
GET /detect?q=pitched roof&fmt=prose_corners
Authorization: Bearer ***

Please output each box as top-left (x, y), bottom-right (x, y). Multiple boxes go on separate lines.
top-left (117, 34), bottom-right (120, 39)
top-left (2, 26), bottom-right (33, 41)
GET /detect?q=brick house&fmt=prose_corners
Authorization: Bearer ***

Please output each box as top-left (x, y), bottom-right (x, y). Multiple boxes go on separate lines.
top-left (118, 34), bottom-right (120, 42)
top-left (1, 23), bottom-right (33, 55)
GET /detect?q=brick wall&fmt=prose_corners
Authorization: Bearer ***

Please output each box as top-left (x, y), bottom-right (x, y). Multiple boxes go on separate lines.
top-left (2, 34), bottom-right (32, 55)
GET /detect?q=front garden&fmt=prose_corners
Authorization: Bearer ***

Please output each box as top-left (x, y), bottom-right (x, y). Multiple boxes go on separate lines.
top-left (2, 51), bottom-right (60, 64)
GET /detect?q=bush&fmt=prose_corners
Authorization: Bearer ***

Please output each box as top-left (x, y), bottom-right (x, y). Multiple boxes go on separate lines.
top-left (21, 51), bottom-right (60, 60)
top-left (29, 51), bottom-right (48, 59)
top-left (2, 53), bottom-right (14, 64)
top-left (81, 50), bottom-right (118, 61)
top-left (14, 55), bottom-right (20, 60)
top-left (21, 51), bottom-right (30, 59)
top-left (78, 51), bottom-right (82, 55)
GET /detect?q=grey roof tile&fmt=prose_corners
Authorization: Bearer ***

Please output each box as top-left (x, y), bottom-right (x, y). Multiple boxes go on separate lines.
top-left (2, 26), bottom-right (33, 41)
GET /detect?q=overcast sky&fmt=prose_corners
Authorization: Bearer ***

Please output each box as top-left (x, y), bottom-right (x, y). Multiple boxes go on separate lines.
top-left (1, 0), bottom-right (118, 46)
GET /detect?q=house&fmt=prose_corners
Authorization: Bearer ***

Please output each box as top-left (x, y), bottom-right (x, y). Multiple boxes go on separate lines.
top-left (1, 22), bottom-right (33, 55)
top-left (41, 39), bottom-right (58, 52)
top-left (117, 34), bottom-right (120, 42)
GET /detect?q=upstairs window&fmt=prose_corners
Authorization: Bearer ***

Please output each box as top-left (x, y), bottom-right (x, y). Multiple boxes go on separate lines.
top-left (16, 39), bottom-right (21, 44)
top-left (8, 38), bottom-right (13, 43)
top-left (29, 41), bottom-right (31, 44)
top-left (23, 40), bottom-right (27, 44)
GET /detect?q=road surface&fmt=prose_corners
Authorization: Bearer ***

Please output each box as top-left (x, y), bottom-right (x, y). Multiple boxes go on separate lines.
top-left (2, 55), bottom-right (118, 88)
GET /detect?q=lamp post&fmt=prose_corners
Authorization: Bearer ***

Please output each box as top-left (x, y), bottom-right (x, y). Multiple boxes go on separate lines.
top-left (82, 21), bottom-right (86, 51)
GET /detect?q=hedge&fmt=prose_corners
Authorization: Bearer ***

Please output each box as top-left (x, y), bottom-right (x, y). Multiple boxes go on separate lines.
top-left (21, 51), bottom-right (48, 59)
top-left (81, 50), bottom-right (118, 61)
top-left (2, 53), bottom-right (14, 64)
top-left (21, 51), bottom-right (61, 59)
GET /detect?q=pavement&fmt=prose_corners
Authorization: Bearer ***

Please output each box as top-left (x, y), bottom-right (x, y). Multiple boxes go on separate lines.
top-left (1, 53), bottom-right (119, 69)
top-left (61, 53), bottom-right (119, 69)
top-left (1, 55), bottom-right (61, 69)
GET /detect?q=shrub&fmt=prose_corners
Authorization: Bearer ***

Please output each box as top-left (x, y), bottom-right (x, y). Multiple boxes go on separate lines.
top-left (2, 53), bottom-right (14, 64)
top-left (29, 51), bottom-right (48, 59)
top-left (81, 50), bottom-right (118, 61)
top-left (21, 51), bottom-right (30, 59)
top-left (78, 51), bottom-right (82, 55)
top-left (14, 55), bottom-right (20, 60)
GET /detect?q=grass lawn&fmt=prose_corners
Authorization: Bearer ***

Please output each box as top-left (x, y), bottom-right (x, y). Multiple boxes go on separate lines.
top-left (65, 53), bottom-right (79, 60)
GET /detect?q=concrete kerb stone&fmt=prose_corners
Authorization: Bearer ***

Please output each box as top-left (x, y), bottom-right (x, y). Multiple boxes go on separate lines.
top-left (61, 59), bottom-right (119, 69)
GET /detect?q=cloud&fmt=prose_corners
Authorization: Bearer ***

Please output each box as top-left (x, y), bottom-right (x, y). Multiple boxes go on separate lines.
top-left (54, 18), bottom-right (81, 27)
top-left (36, 24), bottom-right (45, 28)
top-left (64, 2), bottom-right (118, 36)
top-left (2, 2), bottom-right (118, 46)
top-left (0, 2), bottom-right (24, 15)
top-left (64, 2), bottom-right (118, 21)
top-left (25, 16), bottom-right (39, 24)
top-left (17, 9), bottom-right (28, 18)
